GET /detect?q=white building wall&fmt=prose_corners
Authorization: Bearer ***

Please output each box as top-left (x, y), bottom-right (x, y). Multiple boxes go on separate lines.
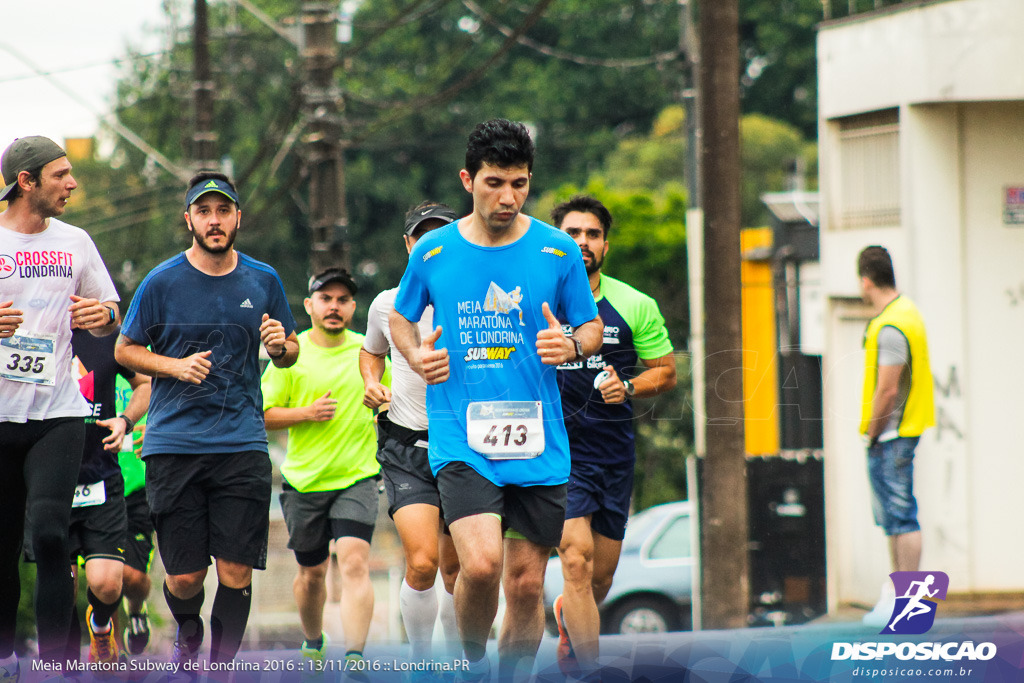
top-left (818, 0), bottom-right (1024, 607)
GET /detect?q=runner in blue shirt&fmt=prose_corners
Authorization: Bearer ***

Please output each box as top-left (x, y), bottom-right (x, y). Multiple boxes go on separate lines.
top-left (116, 172), bottom-right (298, 666)
top-left (549, 195), bottom-right (677, 678)
top-left (390, 119), bottom-right (603, 681)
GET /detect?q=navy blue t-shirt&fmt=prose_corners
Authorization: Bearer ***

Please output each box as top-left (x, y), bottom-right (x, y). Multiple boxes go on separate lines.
top-left (121, 252), bottom-right (296, 456)
top-left (557, 275), bottom-right (674, 466)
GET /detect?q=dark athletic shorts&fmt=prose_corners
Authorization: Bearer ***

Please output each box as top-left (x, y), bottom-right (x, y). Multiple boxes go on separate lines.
top-left (436, 461), bottom-right (567, 548)
top-left (68, 472), bottom-right (128, 563)
top-left (146, 451), bottom-right (272, 574)
top-left (124, 488), bottom-right (155, 573)
top-left (280, 476), bottom-right (379, 567)
top-left (376, 431), bottom-right (440, 518)
top-left (564, 460), bottom-right (634, 541)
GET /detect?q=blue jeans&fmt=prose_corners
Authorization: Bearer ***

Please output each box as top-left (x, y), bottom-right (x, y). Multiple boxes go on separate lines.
top-left (867, 436), bottom-right (921, 536)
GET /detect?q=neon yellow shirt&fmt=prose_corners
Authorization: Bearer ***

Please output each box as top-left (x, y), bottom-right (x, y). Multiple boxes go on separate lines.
top-left (261, 329), bottom-right (388, 492)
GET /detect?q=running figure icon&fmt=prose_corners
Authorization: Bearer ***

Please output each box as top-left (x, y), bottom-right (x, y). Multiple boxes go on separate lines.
top-left (887, 574), bottom-right (939, 631)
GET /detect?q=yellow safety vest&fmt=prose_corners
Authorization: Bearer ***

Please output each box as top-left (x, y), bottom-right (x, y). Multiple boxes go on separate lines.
top-left (860, 295), bottom-right (935, 437)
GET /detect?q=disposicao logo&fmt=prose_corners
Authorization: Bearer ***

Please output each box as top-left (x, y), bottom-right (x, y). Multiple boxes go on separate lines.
top-left (830, 570), bottom-right (997, 664)
top-left (883, 571), bottom-right (948, 635)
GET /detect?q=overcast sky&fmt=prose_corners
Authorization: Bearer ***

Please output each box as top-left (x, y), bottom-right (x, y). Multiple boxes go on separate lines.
top-left (0, 2), bottom-right (169, 154)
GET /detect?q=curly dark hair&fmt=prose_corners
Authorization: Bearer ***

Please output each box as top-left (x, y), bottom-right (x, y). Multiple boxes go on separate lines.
top-left (464, 119), bottom-right (534, 179)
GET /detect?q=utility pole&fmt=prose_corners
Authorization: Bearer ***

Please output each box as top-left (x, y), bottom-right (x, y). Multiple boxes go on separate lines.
top-left (679, 0), bottom-right (706, 631)
top-left (301, 1), bottom-right (348, 272)
top-left (696, 0), bottom-right (750, 630)
top-left (192, 0), bottom-right (218, 170)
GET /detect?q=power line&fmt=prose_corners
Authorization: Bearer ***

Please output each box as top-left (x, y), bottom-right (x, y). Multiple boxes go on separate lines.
top-left (345, 0), bottom-right (452, 58)
top-left (350, 0), bottom-right (556, 144)
top-left (0, 52), bottom-right (168, 85)
top-left (461, 0), bottom-right (682, 68)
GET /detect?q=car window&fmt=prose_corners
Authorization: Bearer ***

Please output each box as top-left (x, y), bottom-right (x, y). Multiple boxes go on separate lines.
top-left (646, 514), bottom-right (691, 560)
top-left (621, 506), bottom-right (669, 552)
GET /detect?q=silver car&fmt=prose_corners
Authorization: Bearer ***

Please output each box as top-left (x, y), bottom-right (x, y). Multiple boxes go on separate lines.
top-left (543, 501), bottom-right (694, 635)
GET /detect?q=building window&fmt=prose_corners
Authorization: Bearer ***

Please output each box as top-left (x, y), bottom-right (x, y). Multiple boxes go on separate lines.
top-left (834, 109), bottom-right (900, 229)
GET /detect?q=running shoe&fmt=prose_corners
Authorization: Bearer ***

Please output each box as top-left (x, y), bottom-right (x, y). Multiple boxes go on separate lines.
top-left (0, 657), bottom-right (18, 683)
top-left (553, 594), bottom-right (579, 677)
top-left (86, 605), bottom-right (120, 665)
top-left (125, 607), bottom-right (151, 656)
top-left (170, 616), bottom-right (205, 665)
top-left (300, 632), bottom-right (329, 679)
top-left (453, 657), bottom-right (490, 683)
top-left (343, 653), bottom-right (370, 683)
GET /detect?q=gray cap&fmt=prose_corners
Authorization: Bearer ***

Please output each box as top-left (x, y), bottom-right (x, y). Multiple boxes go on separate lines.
top-left (308, 268), bottom-right (358, 296)
top-left (1, 137), bottom-right (67, 202)
top-left (404, 205), bottom-right (458, 236)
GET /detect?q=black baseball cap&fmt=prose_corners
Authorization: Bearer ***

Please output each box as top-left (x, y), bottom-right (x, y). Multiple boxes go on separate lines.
top-left (404, 205), bottom-right (458, 237)
top-left (1, 136), bottom-right (67, 203)
top-left (308, 267), bottom-right (358, 296)
top-left (185, 177), bottom-right (240, 209)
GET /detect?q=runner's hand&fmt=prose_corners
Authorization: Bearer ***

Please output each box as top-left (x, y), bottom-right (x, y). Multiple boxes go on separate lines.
top-left (307, 390), bottom-right (337, 421)
top-left (363, 382), bottom-right (392, 409)
top-left (597, 365), bottom-right (628, 404)
top-left (68, 295), bottom-right (111, 330)
top-left (260, 313), bottom-right (286, 357)
top-left (97, 416), bottom-right (128, 453)
top-left (536, 302), bottom-right (573, 365)
top-left (419, 326), bottom-right (449, 385)
top-left (0, 301), bottom-right (23, 338)
top-left (175, 350), bottom-right (213, 384)
top-left (134, 424), bottom-right (146, 454)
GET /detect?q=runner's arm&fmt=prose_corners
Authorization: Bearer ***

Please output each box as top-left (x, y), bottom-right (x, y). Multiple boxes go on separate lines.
top-left (115, 334), bottom-right (213, 385)
top-left (123, 372), bottom-right (152, 424)
top-left (390, 309), bottom-right (449, 384)
top-left (69, 295), bottom-right (120, 337)
top-left (629, 353), bottom-right (677, 398)
top-left (264, 391), bottom-right (337, 430)
top-left (360, 347), bottom-right (392, 409)
top-left (573, 315), bottom-right (604, 358)
top-left (97, 372), bottom-right (152, 452)
top-left (867, 364), bottom-right (902, 443)
top-left (596, 353), bottom-right (677, 404)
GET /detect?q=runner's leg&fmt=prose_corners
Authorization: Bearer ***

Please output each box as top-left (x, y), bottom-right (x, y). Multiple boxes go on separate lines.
top-left (24, 419), bottom-right (84, 663)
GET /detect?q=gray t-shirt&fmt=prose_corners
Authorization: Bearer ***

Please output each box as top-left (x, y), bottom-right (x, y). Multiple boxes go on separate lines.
top-left (363, 287), bottom-right (431, 431)
top-left (877, 325), bottom-right (911, 441)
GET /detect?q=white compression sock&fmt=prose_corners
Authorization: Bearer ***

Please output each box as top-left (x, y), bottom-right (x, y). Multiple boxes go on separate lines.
top-left (439, 588), bottom-right (461, 656)
top-left (400, 580), bottom-right (438, 661)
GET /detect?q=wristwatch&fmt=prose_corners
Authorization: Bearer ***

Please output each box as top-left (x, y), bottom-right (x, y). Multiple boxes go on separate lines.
top-left (570, 335), bottom-right (584, 361)
top-left (623, 379), bottom-right (636, 398)
top-left (118, 413), bottom-right (135, 433)
top-left (105, 305), bottom-right (116, 325)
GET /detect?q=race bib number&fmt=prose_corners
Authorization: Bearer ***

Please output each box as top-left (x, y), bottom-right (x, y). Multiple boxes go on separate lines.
top-left (72, 480), bottom-right (106, 508)
top-left (0, 331), bottom-right (57, 386)
top-left (467, 401), bottom-right (544, 460)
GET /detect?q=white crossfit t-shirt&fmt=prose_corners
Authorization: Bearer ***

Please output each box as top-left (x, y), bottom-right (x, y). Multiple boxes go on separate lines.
top-left (0, 218), bottom-right (119, 422)
top-left (363, 287), bottom-right (432, 431)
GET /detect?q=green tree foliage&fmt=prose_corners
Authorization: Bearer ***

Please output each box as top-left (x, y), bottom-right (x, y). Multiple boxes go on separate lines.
top-left (740, 0), bottom-right (823, 138)
top-left (740, 114), bottom-right (818, 227)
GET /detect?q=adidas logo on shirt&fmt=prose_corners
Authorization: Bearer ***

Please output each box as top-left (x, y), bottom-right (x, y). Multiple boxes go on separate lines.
top-left (240, 299), bottom-right (253, 308)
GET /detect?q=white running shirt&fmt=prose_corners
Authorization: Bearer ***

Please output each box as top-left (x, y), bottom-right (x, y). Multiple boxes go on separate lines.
top-left (363, 287), bottom-right (432, 431)
top-left (0, 218), bottom-right (119, 422)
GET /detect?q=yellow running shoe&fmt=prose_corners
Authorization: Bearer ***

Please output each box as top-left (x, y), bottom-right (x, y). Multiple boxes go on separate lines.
top-left (86, 604), bottom-right (120, 664)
